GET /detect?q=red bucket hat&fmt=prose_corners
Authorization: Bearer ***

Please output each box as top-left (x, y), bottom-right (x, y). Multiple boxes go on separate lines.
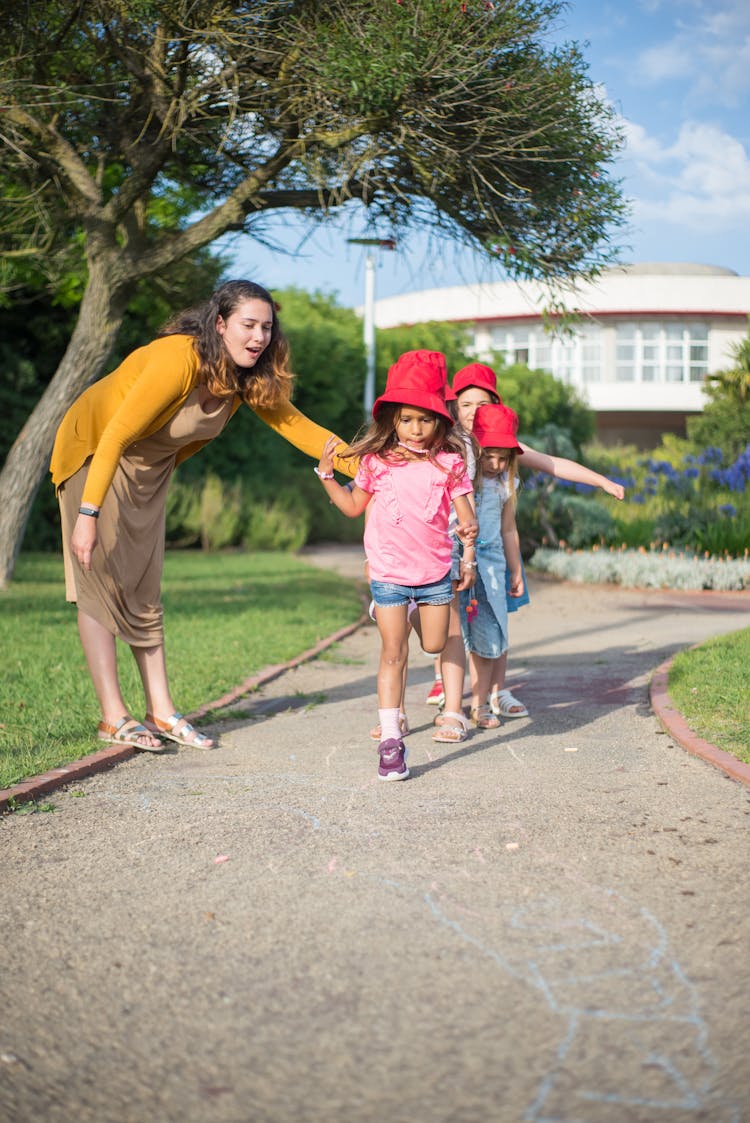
top-left (373, 350), bottom-right (453, 423)
top-left (452, 363), bottom-right (500, 399)
top-left (472, 403), bottom-right (523, 453)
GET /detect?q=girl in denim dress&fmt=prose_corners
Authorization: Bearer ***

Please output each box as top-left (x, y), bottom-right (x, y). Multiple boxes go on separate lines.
top-left (458, 403), bottom-right (525, 727)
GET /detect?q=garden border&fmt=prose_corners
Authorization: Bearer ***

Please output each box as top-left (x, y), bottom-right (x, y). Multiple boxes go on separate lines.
top-left (0, 610), bottom-right (370, 813)
top-left (650, 656), bottom-right (750, 789)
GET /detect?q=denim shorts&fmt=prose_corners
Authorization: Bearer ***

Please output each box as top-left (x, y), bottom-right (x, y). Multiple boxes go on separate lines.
top-left (370, 572), bottom-right (454, 608)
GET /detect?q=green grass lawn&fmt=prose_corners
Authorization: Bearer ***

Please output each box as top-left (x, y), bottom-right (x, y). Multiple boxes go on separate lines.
top-left (668, 627), bottom-right (750, 764)
top-left (0, 551), bottom-right (365, 789)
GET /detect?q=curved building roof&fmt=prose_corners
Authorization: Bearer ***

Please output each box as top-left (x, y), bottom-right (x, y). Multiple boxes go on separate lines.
top-left (372, 263), bottom-right (750, 329)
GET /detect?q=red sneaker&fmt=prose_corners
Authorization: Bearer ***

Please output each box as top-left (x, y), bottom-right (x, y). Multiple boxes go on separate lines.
top-left (425, 680), bottom-right (445, 706)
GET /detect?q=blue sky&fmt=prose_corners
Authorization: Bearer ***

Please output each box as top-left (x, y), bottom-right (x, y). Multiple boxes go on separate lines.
top-left (226, 0), bottom-right (750, 306)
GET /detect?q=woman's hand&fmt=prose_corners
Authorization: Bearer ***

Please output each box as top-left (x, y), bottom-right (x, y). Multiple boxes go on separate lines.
top-left (71, 514), bottom-right (98, 570)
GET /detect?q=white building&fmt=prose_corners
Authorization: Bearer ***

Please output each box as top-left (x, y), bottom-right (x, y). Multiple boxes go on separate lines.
top-left (372, 263), bottom-right (750, 446)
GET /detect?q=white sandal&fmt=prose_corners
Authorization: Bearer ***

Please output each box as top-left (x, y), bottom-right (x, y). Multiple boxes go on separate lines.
top-left (432, 711), bottom-right (469, 743)
top-left (489, 689), bottom-right (528, 719)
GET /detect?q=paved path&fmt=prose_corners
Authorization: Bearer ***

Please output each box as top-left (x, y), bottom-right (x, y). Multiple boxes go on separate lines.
top-left (1, 547), bottom-right (749, 1123)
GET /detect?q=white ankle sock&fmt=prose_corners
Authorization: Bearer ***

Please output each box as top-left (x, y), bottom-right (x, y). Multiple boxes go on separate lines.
top-left (378, 708), bottom-right (401, 741)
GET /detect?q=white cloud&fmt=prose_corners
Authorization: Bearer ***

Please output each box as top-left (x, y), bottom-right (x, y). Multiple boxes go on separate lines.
top-left (637, 42), bottom-right (692, 83)
top-left (622, 118), bottom-right (750, 228)
top-left (632, 2), bottom-right (750, 108)
top-left (621, 120), bottom-right (668, 164)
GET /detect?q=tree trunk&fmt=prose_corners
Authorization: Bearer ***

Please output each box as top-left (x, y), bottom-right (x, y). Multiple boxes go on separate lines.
top-left (0, 266), bottom-right (131, 588)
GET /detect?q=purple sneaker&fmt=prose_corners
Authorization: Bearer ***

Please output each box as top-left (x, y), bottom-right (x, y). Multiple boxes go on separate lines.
top-left (377, 738), bottom-right (409, 781)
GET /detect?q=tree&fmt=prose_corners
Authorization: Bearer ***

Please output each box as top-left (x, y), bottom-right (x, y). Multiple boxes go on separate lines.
top-left (0, 0), bottom-right (625, 584)
top-left (687, 321), bottom-right (750, 460)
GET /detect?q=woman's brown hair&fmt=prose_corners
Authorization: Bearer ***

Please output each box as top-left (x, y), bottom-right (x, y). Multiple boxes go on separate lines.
top-left (160, 280), bottom-right (293, 409)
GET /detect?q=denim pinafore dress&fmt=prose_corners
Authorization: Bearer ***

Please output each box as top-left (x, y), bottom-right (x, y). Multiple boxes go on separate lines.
top-left (459, 473), bottom-right (524, 659)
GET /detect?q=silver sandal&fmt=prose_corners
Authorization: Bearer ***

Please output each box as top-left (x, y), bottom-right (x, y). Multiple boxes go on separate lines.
top-left (144, 712), bottom-right (216, 748)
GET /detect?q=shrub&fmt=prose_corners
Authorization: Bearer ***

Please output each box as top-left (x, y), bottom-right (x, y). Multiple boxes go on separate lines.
top-left (165, 478), bottom-right (202, 547)
top-left (549, 492), bottom-right (618, 549)
top-left (531, 545), bottom-right (750, 591)
top-left (580, 440), bottom-right (750, 557)
top-left (199, 474), bottom-right (243, 551)
top-left (243, 495), bottom-right (310, 552)
top-left (516, 424), bottom-right (619, 554)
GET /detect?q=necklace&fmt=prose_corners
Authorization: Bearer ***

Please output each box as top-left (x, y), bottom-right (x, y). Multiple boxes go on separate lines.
top-left (397, 441), bottom-right (431, 455)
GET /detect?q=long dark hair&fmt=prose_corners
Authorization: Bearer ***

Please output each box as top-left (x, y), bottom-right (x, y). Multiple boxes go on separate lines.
top-left (342, 402), bottom-right (467, 478)
top-left (160, 280), bottom-right (294, 409)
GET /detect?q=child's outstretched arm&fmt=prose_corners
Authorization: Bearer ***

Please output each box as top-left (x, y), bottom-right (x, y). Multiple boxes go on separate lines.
top-left (501, 502), bottom-right (524, 598)
top-left (316, 436), bottom-right (371, 518)
top-left (519, 444), bottom-right (625, 500)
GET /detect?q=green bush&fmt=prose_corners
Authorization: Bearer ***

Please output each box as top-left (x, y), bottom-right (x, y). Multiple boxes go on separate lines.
top-left (244, 496), bottom-right (310, 552)
top-left (515, 423), bottom-right (616, 555)
top-left (200, 474), bottom-right (244, 550)
top-left (550, 492), bottom-right (618, 549)
top-left (609, 512), bottom-right (654, 550)
top-left (581, 438), bottom-right (750, 558)
top-left (165, 478), bottom-right (202, 547)
top-left (693, 514), bottom-right (750, 558)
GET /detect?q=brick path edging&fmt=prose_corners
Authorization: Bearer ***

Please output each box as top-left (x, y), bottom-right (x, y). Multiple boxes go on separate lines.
top-left (650, 656), bottom-right (750, 788)
top-left (0, 612), bottom-right (370, 813)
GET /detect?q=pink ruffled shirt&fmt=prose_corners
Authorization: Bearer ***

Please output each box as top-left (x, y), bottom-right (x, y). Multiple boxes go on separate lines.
top-left (355, 452), bottom-right (473, 585)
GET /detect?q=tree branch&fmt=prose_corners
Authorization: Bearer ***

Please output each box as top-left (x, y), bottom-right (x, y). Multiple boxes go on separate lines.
top-left (4, 104), bottom-right (102, 213)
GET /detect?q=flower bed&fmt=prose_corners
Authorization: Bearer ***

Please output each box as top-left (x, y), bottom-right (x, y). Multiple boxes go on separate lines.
top-left (530, 545), bottom-right (750, 591)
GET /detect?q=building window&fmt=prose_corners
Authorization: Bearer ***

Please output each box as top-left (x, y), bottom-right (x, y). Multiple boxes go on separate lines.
top-left (616, 325), bottom-right (636, 381)
top-left (580, 328), bottom-right (603, 383)
top-left (489, 324), bottom-right (601, 382)
top-left (614, 322), bottom-right (708, 383)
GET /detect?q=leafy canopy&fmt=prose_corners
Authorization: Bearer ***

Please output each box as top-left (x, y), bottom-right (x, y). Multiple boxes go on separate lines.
top-left (0, 0), bottom-right (626, 300)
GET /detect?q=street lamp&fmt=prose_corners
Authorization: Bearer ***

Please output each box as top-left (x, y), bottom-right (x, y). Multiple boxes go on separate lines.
top-left (347, 237), bottom-right (397, 417)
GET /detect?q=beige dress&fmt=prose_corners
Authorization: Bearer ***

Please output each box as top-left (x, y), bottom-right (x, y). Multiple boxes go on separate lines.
top-left (59, 389), bottom-right (232, 646)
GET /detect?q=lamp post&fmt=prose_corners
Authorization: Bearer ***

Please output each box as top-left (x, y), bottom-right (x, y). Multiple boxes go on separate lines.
top-left (347, 237), bottom-right (396, 417)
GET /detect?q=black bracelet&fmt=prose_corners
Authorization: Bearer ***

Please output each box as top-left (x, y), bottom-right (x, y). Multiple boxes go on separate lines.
top-left (79, 506), bottom-right (100, 518)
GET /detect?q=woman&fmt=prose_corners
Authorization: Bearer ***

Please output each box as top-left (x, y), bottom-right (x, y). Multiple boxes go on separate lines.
top-left (51, 279), bottom-right (351, 751)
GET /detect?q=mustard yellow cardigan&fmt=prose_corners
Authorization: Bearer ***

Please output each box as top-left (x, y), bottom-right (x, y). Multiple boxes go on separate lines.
top-left (50, 333), bottom-right (353, 507)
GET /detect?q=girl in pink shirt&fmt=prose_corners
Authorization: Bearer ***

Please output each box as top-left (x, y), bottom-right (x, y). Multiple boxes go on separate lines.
top-left (316, 351), bottom-right (477, 782)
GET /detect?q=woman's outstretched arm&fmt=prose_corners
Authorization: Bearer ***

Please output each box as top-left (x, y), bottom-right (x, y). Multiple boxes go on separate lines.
top-left (254, 398), bottom-right (357, 477)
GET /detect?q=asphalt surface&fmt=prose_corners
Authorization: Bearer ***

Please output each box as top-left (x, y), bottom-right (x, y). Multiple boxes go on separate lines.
top-left (1, 545), bottom-right (749, 1123)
